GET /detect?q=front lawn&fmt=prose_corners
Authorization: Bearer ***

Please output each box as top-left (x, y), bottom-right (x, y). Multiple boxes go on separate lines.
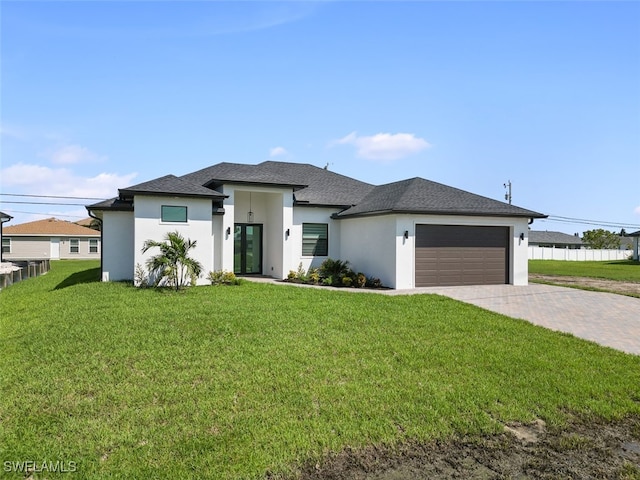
top-left (1, 261), bottom-right (639, 479)
top-left (529, 259), bottom-right (640, 282)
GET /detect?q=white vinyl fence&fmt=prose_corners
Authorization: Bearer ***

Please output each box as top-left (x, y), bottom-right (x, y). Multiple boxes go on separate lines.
top-left (528, 247), bottom-right (631, 261)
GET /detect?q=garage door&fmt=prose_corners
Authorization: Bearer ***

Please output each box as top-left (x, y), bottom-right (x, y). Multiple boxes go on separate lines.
top-left (415, 225), bottom-right (509, 287)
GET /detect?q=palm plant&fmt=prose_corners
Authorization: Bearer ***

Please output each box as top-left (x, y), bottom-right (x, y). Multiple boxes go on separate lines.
top-left (141, 231), bottom-right (203, 290)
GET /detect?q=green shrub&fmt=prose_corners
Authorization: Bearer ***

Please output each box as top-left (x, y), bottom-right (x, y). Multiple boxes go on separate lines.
top-left (308, 268), bottom-right (320, 284)
top-left (207, 270), bottom-right (239, 286)
top-left (134, 263), bottom-right (149, 288)
top-left (355, 272), bottom-right (366, 288)
top-left (366, 276), bottom-right (383, 288)
top-left (319, 258), bottom-right (350, 281)
top-left (342, 276), bottom-right (353, 287)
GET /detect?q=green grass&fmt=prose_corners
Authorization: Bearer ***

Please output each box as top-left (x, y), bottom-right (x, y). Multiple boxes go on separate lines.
top-left (1, 260), bottom-right (639, 479)
top-left (529, 259), bottom-right (640, 282)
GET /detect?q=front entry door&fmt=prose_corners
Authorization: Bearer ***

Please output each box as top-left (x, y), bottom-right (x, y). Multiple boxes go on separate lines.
top-left (234, 224), bottom-right (262, 274)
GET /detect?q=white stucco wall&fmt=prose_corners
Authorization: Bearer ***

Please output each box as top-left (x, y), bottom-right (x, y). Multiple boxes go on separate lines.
top-left (339, 215), bottom-right (398, 287)
top-left (102, 211), bottom-right (134, 282)
top-left (134, 195), bottom-right (214, 286)
top-left (292, 206), bottom-right (342, 274)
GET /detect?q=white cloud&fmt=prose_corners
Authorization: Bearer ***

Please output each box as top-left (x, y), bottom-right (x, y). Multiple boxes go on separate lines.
top-left (333, 131), bottom-right (431, 161)
top-left (0, 162), bottom-right (137, 200)
top-left (49, 144), bottom-right (107, 165)
top-left (635, 205), bottom-right (640, 215)
top-left (269, 146), bottom-right (288, 158)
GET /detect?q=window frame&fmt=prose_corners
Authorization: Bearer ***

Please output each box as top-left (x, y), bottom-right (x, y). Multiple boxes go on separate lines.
top-left (89, 238), bottom-right (99, 254)
top-left (161, 205), bottom-right (188, 223)
top-left (1, 237), bottom-right (10, 254)
top-left (302, 223), bottom-right (329, 257)
top-left (69, 238), bottom-right (79, 254)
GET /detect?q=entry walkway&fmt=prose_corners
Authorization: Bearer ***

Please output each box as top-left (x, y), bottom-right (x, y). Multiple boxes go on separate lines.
top-left (246, 277), bottom-right (640, 355)
top-left (399, 284), bottom-right (640, 356)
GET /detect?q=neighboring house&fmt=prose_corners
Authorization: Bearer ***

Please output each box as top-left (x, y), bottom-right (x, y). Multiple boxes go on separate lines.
top-left (528, 231), bottom-right (583, 249)
top-left (2, 218), bottom-right (101, 261)
top-left (87, 161), bottom-right (546, 289)
top-left (629, 230), bottom-right (640, 261)
top-left (0, 211), bottom-right (13, 262)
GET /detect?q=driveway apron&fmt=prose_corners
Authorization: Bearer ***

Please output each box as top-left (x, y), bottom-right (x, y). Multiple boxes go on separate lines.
top-left (410, 284), bottom-right (640, 355)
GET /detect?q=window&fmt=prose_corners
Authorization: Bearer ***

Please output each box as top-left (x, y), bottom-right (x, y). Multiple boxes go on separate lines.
top-left (302, 223), bottom-right (328, 256)
top-left (1, 237), bottom-right (10, 254)
top-left (89, 238), bottom-right (99, 253)
top-left (161, 205), bottom-right (187, 223)
top-left (70, 238), bottom-right (79, 254)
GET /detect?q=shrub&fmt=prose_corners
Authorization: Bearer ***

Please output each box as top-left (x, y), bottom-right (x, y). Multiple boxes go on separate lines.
top-left (134, 263), bottom-right (149, 288)
top-left (322, 276), bottom-right (334, 286)
top-left (308, 268), bottom-right (320, 284)
top-left (366, 276), bottom-right (383, 288)
top-left (342, 276), bottom-right (353, 287)
top-left (207, 270), bottom-right (239, 286)
top-left (355, 272), bottom-right (366, 288)
top-left (319, 259), bottom-right (350, 280)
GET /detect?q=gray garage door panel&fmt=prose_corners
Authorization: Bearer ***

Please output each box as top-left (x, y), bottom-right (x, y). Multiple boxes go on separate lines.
top-left (415, 225), bottom-right (509, 287)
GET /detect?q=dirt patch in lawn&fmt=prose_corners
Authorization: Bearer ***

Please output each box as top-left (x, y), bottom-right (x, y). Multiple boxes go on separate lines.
top-left (296, 416), bottom-right (640, 480)
top-left (530, 274), bottom-right (640, 298)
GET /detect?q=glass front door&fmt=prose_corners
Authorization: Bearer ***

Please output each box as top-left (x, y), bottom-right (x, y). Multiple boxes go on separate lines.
top-left (234, 224), bottom-right (262, 274)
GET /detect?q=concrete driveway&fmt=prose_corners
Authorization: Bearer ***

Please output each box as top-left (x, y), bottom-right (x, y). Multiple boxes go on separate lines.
top-left (403, 284), bottom-right (640, 356)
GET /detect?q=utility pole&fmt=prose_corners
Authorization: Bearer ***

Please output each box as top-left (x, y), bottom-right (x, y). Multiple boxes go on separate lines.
top-left (503, 180), bottom-right (512, 205)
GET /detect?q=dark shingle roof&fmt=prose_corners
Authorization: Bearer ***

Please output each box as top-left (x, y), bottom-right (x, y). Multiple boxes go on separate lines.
top-left (119, 175), bottom-right (226, 199)
top-left (335, 177), bottom-right (546, 218)
top-left (182, 161), bottom-right (375, 207)
top-left (628, 230), bottom-right (640, 237)
top-left (86, 197), bottom-right (134, 211)
top-left (0, 211), bottom-right (12, 221)
top-left (529, 231), bottom-right (583, 245)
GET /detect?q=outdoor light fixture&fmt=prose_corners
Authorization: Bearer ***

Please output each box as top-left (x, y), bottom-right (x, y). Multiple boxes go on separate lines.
top-left (404, 230), bottom-right (409, 239)
top-left (226, 227), bottom-right (231, 235)
top-left (285, 228), bottom-right (290, 238)
top-left (520, 233), bottom-right (525, 241)
top-left (247, 193), bottom-right (254, 223)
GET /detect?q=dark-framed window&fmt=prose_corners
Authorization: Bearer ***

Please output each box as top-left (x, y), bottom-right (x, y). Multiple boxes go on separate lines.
top-left (70, 238), bottom-right (79, 254)
top-left (302, 223), bottom-right (328, 256)
top-left (89, 238), bottom-right (99, 253)
top-left (1, 237), bottom-right (10, 254)
top-left (161, 205), bottom-right (187, 223)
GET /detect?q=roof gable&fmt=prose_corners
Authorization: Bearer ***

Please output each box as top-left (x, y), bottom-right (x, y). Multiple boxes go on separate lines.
top-left (181, 161), bottom-right (374, 207)
top-left (4, 218), bottom-right (100, 236)
top-left (336, 177), bottom-right (546, 218)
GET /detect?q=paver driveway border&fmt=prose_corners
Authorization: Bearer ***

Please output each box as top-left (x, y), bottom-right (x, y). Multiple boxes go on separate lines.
top-left (246, 277), bottom-right (640, 355)
top-left (391, 284), bottom-right (640, 356)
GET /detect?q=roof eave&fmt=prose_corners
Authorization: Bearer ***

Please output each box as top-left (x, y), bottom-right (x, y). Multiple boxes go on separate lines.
top-left (118, 189), bottom-right (227, 200)
top-left (205, 180), bottom-right (306, 191)
top-left (335, 209), bottom-right (548, 219)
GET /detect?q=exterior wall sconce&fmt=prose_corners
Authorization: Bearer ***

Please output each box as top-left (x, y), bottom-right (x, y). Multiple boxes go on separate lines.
top-left (285, 228), bottom-right (290, 238)
top-left (226, 227), bottom-right (231, 235)
top-left (404, 230), bottom-right (409, 239)
top-left (519, 233), bottom-right (525, 241)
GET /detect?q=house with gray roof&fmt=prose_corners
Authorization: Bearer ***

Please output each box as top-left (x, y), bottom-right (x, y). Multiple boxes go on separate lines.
top-left (87, 161), bottom-right (546, 289)
top-left (628, 230), bottom-right (640, 261)
top-left (528, 231), bottom-right (583, 249)
top-left (1, 211), bottom-right (13, 263)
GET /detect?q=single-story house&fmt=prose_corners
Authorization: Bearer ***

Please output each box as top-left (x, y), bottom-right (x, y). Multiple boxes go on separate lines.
top-left (528, 231), bottom-right (583, 249)
top-left (87, 161), bottom-right (546, 289)
top-left (2, 217), bottom-right (101, 261)
top-left (0, 211), bottom-right (13, 262)
top-left (629, 230), bottom-right (640, 261)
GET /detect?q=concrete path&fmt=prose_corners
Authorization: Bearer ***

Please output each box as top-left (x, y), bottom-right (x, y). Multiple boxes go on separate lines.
top-left (246, 277), bottom-right (640, 355)
top-left (397, 284), bottom-right (640, 356)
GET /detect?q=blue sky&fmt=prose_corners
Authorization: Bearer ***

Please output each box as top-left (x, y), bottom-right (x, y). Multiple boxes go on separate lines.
top-left (2, 1), bottom-right (639, 235)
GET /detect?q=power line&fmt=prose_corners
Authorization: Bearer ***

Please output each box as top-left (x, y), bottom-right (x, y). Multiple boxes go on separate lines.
top-left (544, 215), bottom-right (640, 230)
top-left (0, 201), bottom-right (90, 206)
top-left (1, 209), bottom-right (87, 219)
top-left (0, 193), bottom-right (107, 200)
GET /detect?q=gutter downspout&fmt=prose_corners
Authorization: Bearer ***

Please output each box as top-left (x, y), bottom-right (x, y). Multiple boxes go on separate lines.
top-left (87, 209), bottom-right (104, 281)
